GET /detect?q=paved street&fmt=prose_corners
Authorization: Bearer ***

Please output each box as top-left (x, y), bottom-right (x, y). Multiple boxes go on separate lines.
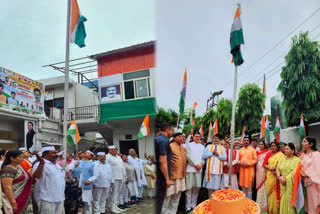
top-left (106, 199), bottom-right (155, 214)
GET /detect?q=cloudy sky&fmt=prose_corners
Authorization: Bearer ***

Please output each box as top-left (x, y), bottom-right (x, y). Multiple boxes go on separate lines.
top-left (0, 0), bottom-right (155, 81)
top-left (155, 0), bottom-right (320, 115)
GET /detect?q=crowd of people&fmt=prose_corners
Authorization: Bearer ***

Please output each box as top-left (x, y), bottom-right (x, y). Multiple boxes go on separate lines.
top-left (154, 122), bottom-right (320, 214)
top-left (0, 146), bottom-right (157, 214)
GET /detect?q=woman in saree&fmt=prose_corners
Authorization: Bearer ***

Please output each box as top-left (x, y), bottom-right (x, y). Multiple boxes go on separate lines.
top-left (300, 137), bottom-right (320, 214)
top-left (143, 155), bottom-right (157, 199)
top-left (0, 150), bottom-right (33, 214)
top-left (276, 143), bottom-right (300, 214)
top-left (256, 140), bottom-right (270, 212)
top-left (263, 142), bottom-right (284, 214)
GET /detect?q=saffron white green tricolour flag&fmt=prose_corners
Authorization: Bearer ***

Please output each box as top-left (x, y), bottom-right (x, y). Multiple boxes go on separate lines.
top-left (70, 0), bottom-right (87, 48)
top-left (67, 120), bottom-right (81, 146)
top-left (138, 114), bottom-right (150, 139)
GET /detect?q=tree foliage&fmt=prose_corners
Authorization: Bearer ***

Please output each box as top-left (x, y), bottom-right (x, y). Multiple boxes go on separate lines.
top-left (216, 98), bottom-right (232, 137)
top-left (236, 83), bottom-right (265, 137)
top-left (156, 107), bottom-right (178, 128)
top-left (278, 32), bottom-right (320, 126)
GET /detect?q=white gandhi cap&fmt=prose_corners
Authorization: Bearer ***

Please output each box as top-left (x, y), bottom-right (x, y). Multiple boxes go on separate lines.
top-left (108, 145), bottom-right (116, 149)
top-left (97, 152), bottom-right (105, 156)
top-left (19, 147), bottom-right (28, 151)
top-left (41, 146), bottom-right (56, 153)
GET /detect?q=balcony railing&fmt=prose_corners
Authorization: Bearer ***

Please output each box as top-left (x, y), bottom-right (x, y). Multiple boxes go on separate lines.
top-left (45, 105), bottom-right (99, 121)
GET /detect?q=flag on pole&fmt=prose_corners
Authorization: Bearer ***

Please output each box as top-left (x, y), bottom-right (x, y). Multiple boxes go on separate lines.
top-left (67, 120), bottom-right (81, 146)
top-left (230, 6), bottom-right (245, 66)
top-left (298, 114), bottom-right (306, 148)
top-left (138, 114), bottom-right (150, 139)
top-left (206, 123), bottom-right (213, 143)
top-left (199, 124), bottom-right (204, 137)
top-left (292, 162), bottom-right (305, 214)
top-left (70, 0), bottom-right (87, 48)
top-left (263, 73), bottom-right (266, 107)
top-left (274, 116), bottom-right (284, 145)
top-left (264, 115), bottom-right (270, 144)
top-left (190, 102), bottom-right (198, 127)
top-left (240, 126), bottom-right (246, 143)
top-left (212, 118), bottom-right (218, 135)
top-left (178, 68), bottom-right (187, 117)
top-left (260, 116), bottom-right (265, 139)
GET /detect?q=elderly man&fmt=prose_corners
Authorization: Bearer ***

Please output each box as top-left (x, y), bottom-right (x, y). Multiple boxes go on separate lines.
top-left (91, 152), bottom-right (114, 214)
top-left (161, 132), bottom-right (187, 214)
top-left (33, 146), bottom-right (65, 214)
top-left (154, 123), bottom-right (173, 214)
top-left (203, 134), bottom-right (227, 197)
top-left (238, 137), bottom-right (257, 199)
top-left (128, 148), bottom-right (149, 199)
top-left (184, 131), bottom-right (205, 213)
top-left (106, 145), bottom-right (126, 213)
top-left (121, 155), bottom-right (138, 207)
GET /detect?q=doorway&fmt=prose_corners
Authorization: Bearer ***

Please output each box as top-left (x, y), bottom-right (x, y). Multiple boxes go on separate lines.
top-left (119, 140), bottom-right (139, 156)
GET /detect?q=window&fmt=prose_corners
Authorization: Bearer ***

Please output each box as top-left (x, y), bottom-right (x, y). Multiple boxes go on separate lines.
top-left (123, 69), bottom-right (151, 100)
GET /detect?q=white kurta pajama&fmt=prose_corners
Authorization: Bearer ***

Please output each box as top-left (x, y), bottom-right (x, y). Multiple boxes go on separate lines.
top-left (221, 149), bottom-right (239, 190)
top-left (202, 143), bottom-right (227, 191)
top-left (128, 155), bottom-right (149, 198)
top-left (90, 161), bottom-right (114, 214)
top-left (184, 139), bottom-right (205, 211)
top-left (106, 154), bottom-right (126, 210)
top-left (33, 159), bottom-right (65, 214)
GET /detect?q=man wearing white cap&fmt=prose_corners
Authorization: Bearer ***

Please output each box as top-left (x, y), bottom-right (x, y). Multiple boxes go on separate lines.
top-left (91, 152), bottom-right (114, 214)
top-left (128, 149), bottom-right (149, 199)
top-left (33, 146), bottom-right (65, 214)
top-left (78, 150), bottom-right (95, 214)
top-left (106, 146), bottom-right (126, 213)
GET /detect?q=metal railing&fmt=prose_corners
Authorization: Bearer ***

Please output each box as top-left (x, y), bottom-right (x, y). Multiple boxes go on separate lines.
top-left (45, 105), bottom-right (99, 121)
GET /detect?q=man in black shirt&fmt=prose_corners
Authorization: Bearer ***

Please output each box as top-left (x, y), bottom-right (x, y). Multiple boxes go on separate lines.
top-left (26, 121), bottom-right (35, 151)
top-left (154, 122), bottom-right (173, 214)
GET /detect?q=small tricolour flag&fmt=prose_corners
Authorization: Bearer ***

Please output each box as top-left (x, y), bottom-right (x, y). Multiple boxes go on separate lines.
top-left (264, 115), bottom-right (270, 144)
top-left (274, 116), bottom-right (284, 145)
top-left (206, 123), bottom-right (212, 143)
top-left (260, 116), bottom-right (265, 139)
top-left (70, 0), bottom-right (87, 48)
top-left (190, 102), bottom-right (198, 127)
top-left (298, 114), bottom-right (306, 149)
top-left (138, 114), bottom-right (150, 139)
top-left (292, 162), bottom-right (305, 214)
top-left (67, 120), bottom-right (81, 146)
top-left (230, 5), bottom-right (245, 66)
top-left (240, 126), bottom-right (246, 143)
top-left (207, 118), bottom-right (218, 142)
top-left (178, 68), bottom-right (187, 117)
top-left (199, 124), bottom-right (204, 137)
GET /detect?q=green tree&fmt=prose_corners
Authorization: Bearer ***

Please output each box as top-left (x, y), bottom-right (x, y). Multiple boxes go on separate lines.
top-left (156, 107), bottom-right (178, 128)
top-left (278, 32), bottom-right (320, 129)
top-left (236, 83), bottom-right (265, 138)
top-left (216, 98), bottom-right (232, 137)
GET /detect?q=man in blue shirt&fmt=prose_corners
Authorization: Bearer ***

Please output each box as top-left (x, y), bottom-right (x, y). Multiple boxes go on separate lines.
top-left (155, 122), bottom-right (173, 214)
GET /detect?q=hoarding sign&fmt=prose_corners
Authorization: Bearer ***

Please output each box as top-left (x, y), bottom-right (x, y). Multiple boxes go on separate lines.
top-left (0, 67), bottom-right (45, 114)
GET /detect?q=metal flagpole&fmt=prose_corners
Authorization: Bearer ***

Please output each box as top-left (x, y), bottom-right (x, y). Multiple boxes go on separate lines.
top-left (228, 65), bottom-right (238, 187)
top-left (62, 0), bottom-right (72, 168)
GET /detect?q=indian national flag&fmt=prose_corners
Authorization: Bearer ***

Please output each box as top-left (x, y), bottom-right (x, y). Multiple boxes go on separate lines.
top-left (178, 68), bottom-right (187, 117)
top-left (138, 114), bottom-right (150, 139)
top-left (264, 115), bottom-right (270, 144)
top-left (70, 0), bottom-right (87, 48)
top-left (274, 116), bottom-right (284, 145)
top-left (67, 120), bottom-right (81, 146)
top-left (230, 6), bottom-right (245, 66)
top-left (240, 126), bottom-right (246, 143)
top-left (292, 162), bottom-right (305, 214)
top-left (260, 116), bottom-right (265, 139)
top-left (190, 102), bottom-right (198, 127)
top-left (199, 124), bottom-right (204, 137)
top-left (298, 114), bottom-right (306, 148)
top-left (206, 123), bottom-right (212, 143)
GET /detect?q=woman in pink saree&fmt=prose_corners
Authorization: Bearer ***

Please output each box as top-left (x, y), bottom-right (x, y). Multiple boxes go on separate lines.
top-left (301, 137), bottom-right (320, 214)
top-left (1, 150), bottom-right (33, 214)
top-left (256, 140), bottom-right (270, 213)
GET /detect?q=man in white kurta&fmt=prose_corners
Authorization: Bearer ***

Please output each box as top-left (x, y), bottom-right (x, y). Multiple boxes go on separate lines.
top-left (184, 132), bottom-right (205, 212)
top-left (128, 149), bottom-right (149, 198)
top-left (106, 146), bottom-right (126, 214)
top-left (91, 152), bottom-right (114, 214)
top-left (33, 146), bottom-right (65, 214)
top-left (202, 134), bottom-right (227, 197)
